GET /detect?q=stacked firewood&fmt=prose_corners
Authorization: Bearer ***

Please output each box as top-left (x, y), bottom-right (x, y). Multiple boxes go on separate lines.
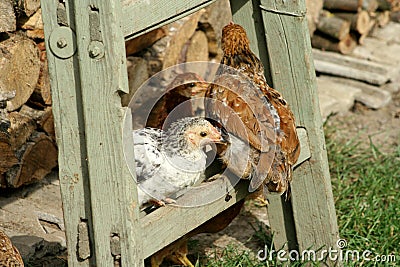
top-left (0, 1), bottom-right (57, 188)
top-left (310, 0), bottom-right (400, 54)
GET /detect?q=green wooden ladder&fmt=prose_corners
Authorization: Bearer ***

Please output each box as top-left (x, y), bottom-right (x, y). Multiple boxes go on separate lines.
top-left (41, 0), bottom-right (339, 265)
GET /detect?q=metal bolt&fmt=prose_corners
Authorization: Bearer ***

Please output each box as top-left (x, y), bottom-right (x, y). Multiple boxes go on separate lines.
top-left (89, 46), bottom-right (101, 58)
top-left (88, 41), bottom-right (104, 59)
top-left (56, 38), bottom-right (67, 48)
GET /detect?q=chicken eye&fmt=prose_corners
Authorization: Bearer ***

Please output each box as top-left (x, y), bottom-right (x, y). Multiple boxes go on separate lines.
top-left (200, 131), bottom-right (207, 137)
top-left (188, 83), bottom-right (196, 87)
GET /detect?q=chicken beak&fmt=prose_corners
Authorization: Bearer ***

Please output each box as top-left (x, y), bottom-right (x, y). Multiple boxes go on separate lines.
top-left (217, 135), bottom-right (229, 144)
top-left (201, 132), bottom-right (228, 146)
top-left (215, 134), bottom-right (229, 145)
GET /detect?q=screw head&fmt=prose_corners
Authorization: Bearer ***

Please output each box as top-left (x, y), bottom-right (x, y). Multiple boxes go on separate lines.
top-left (56, 38), bottom-right (67, 48)
top-left (88, 41), bottom-right (105, 59)
top-left (89, 46), bottom-right (100, 58)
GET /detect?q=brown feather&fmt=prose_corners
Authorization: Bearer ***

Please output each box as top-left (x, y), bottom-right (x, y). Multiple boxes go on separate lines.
top-left (146, 73), bottom-right (208, 129)
top-left (207, 23), bottom-right (300, 195)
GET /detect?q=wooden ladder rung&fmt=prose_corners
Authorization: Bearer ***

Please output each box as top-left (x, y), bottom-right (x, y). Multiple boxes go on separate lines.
top-left (140, 179), bottom-right (248, 258)
top-left (121, 0), bottom-right (217, 39)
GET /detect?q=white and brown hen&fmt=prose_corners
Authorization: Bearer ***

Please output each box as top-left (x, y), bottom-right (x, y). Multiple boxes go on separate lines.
top-left (134, 117), bottom-right (227, 208)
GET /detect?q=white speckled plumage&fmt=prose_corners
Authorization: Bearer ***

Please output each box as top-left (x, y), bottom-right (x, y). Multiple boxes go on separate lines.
top-left (133, 117), bottom-right (224, 208)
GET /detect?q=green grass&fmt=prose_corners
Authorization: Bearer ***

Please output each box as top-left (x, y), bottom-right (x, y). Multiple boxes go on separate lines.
top-left (325, 127), bottom-right (399, 266)
top-left (199, 126), bottom-right (399, 266)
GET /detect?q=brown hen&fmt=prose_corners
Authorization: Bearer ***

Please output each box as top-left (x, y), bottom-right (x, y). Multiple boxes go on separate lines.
top-left (0, 230), bottom-right (24, 267)
top-left (146, 73), bottom-right (208, 129)
top-left (205, 22), bottom-right (300, 195)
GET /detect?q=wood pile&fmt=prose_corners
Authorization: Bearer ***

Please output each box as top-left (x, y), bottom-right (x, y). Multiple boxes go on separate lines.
top-left (305, 1), bottom-right (400, 121)
top-left (314, 16), bottom-right (400, 119)
top-left (308, 0), bottom-right (400, 54)
top-left (0, 1), bottom-right (57, 188)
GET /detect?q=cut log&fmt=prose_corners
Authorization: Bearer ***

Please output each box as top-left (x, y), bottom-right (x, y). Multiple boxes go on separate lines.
top-left (0, 0), bottom-right (16, 32)
top-left (324, 0), bottom-right (360, 12)
top-left (393, 0), bottom-right (400, 11)
top-left (355, 19), bottom-right (376, 44)
top-left (37, 41), bottom-right (46, 53)
top-left (7, 111), bottom-right (37, 150)
top-left (324, 0), bottom-right (378, 12)
top-left (377, 0), bottom-right (400, 11)
top-left (5, 132), bottom-right (57, 188)
top-left (313, 48), bottom-right (395, 85)
top-left (305, 0), bottom-right (324, 37)
top-left (184, 31), bottom-right (209, 62)
top-left (0, 103), bottom-right (57, 188)
top-left (370, 21), bottom-right (400, 43)
top-left (377, 0), bottom-right (393, 10)
top-left (19, 105), bottom-right (55, 140)
top-left (163, 10), bottom-right (205, 68)
top-left (0, 117), bottom-right (18, 178)
top-left (334, 10), bottom-right (371, 34)
top-left (317, 93), bottom-right (340, 121)
top-left (390, 10), bottom-right (400, 21)
top-left (350, 18), bottom-right (374, 45)
top-left (381, 82), bottom-right (400, 93)
top-left (0, 91), bottom-right (15, 109)
top-left (26, 29), bottom-right (44, 39)
top-left (21, 8), bottom-right (43, 30)
top-left (351, 31), bottom-right (366, 45)
top-left (30, 50), bottom-right (52, 107)
top-left (317, 76), bottom-right (361, 118)
top-left (38, 108), bottom-right (55, 140)
top-left (125, 28), bottom-right (166, 56)
top-left (376, 11), bottom-right (391, 26)
top-left (0, 34), bottom-right (41, 111)
top-left (142, 10), bottom-right (205, 76)
top-left (198, 0), bottom-right (232, 59)
top-left (312, 33), bottom-right (357, 54)
top-left (317, 11), bottom-right (351, 40)
top-left (38, 51), bottom-right (52, 105)
top-left (364, 0), bottom-right (380, 11)
top-left (23, 0), bottom-right (41, 17)
top-left (325, 76), bottom-right (392, 109)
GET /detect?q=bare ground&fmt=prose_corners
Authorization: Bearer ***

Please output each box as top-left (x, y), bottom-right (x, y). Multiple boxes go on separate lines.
top-left (326, 91), bottom-right (400, 154)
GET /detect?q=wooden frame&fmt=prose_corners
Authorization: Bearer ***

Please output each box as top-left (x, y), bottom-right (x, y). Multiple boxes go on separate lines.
top-left (41, 0), bottom-right (339, 266)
